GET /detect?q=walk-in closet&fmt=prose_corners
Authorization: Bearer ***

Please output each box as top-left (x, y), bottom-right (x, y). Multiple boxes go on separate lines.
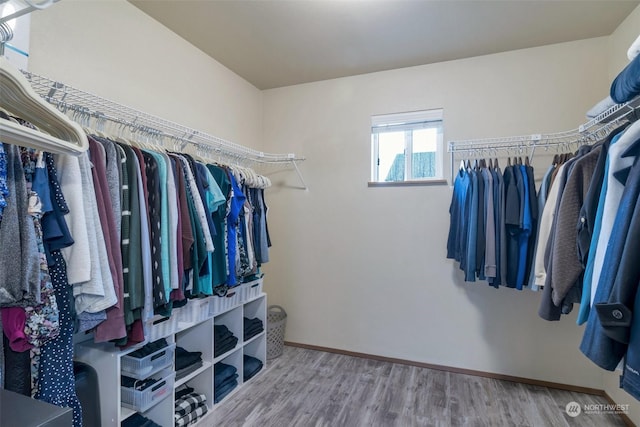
top-left (1, 1), bottom-right (640, 426)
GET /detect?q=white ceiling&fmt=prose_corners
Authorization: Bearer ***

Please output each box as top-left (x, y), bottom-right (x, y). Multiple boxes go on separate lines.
top-left (129, 0), bottom-right (639, 90)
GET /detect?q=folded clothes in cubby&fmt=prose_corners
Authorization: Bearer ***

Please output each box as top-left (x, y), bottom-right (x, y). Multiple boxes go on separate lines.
top-left (243, 354), bottom-right (263, 381)
top-left (174, 391), bottom-right (208, 426)
top-left (214, 324), bottom-right (238, 357)
top-left (243, 317), bottom-right (264, 341)
top-left (122, 413), bottom-right (162, 427)
top-left (214, 361), bottom-right (239, 403)
top-left (127, 338), bottom-right (169, 358)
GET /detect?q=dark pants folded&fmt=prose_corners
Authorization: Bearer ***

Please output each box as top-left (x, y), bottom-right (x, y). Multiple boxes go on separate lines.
top-left (214, 380), bottom-right (238, 403)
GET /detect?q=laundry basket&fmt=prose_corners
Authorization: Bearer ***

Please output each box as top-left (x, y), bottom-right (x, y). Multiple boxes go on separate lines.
top-left (267, 305), bottom-right (287, 359)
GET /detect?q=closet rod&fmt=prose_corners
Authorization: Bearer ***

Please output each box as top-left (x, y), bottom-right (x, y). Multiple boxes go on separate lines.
top-left (20, 70), bottom-right (309, 189)
top-left (447, 96), bottom-right (640, 182)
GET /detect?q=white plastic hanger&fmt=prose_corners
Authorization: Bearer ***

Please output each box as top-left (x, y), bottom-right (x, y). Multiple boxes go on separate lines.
top-left (0, 56), bottom-right (88, 155)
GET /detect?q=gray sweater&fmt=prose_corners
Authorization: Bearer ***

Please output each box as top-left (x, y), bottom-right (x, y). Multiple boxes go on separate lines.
top-left (0, 144), bottom-right (39, 307)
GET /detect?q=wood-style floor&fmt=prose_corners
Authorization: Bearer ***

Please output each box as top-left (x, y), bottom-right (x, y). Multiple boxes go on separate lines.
top-left (201, 345), bottom-right (629, 427)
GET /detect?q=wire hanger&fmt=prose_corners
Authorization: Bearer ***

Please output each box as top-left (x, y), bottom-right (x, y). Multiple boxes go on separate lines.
top-left (0, 57), bottom-right (88, 155)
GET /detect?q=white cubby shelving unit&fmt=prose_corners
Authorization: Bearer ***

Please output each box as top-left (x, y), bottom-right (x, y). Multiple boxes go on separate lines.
top-left (74, 278), bottom-right (266, 426)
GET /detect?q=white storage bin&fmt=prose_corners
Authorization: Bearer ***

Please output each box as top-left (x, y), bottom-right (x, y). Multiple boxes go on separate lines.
top-left (179, 298), bottom-right (211, 324)
top-left (121, 343), bottom-right (176, 380)
top-left (210, 288), bottom-right (241, 316)
top-left (147, 315), bottom-right (178, 342)
top-left (121, 371), bottom-right (174, 413)
top-left (244, 280), bottom-right (263, 301)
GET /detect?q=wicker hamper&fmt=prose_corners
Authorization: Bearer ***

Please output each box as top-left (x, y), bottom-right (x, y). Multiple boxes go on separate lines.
top-left (266, 305), bottom-right (287, 359)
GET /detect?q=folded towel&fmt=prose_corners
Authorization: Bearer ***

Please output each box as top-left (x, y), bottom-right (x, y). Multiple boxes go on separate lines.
top-left (586, 96), bottom-right (616, 119)
top-left (611, 53), bottom-right (640, 103)
top-left (628, 34), bottom-right (640, 61)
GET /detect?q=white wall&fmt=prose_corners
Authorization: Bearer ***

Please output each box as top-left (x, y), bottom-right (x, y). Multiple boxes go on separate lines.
top-left (609, 4), bottom-right (640, 81)
top-left (262, 37), bottom-right (612, 389)
top-left (28, 0), bottom-right (263, 149)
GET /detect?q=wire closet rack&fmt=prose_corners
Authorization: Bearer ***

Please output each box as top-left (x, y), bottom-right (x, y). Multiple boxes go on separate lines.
top-left (21, 70), bottom-right (308, 190)
top-left (447, 96), bottom-right (640, 183)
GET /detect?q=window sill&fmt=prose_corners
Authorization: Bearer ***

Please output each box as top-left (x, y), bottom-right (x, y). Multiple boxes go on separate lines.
top-left (367, 179), bottom-right (448, 188)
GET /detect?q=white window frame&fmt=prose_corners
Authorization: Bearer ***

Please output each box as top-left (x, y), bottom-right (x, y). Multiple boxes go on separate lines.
top-left (370, 109), bottom-right (444, 183)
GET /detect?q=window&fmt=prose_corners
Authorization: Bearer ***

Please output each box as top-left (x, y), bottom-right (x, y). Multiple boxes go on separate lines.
top-left (371, 109), bottom-right (444, 183)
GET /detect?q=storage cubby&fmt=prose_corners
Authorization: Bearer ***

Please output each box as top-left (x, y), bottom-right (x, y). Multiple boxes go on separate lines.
top-left (175, 362), bottom-right (214, 415)
top-left (244, 296), bottom-right (266, 325)
top-left (243, 296), bottom-right (266, 344)
top-left (244, 336), bottom-right (267, 366)
top-left (214, 307), bottom-right (243, 360)
top-left (215, 350), bottom-right (243, 404)
top-left (76, 291), bottom-right (266, 426)
top-left (175, 319), bottom-right (214, 388)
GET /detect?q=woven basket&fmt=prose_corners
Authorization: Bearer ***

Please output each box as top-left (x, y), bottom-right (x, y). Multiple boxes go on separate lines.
top-left (266, 305), bottom-right (287, 359)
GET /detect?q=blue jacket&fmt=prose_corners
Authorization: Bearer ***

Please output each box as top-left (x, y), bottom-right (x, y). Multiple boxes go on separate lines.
top-left (580, 137), bottom-right (640, 374)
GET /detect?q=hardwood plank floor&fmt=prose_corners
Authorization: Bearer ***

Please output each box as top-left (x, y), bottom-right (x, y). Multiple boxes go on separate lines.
top-left (199, 346), bottom-right (629, 427)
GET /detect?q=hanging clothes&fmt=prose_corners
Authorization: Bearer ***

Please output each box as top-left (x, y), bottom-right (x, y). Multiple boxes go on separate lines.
top-left (537, 144), bottom-right (599, 320)
top-left (579, 120), bottom-right (640, 372)
top-left (34, 153), bottom-right (82, 427)
top-left (527, 163), bottom-right (555, 291)
top-left (447, 160), bottom-right (534, 289)
top-left (141, 150), bottom-right (169, 311)
top-left (208, 164), bottom-right (231, 290)
top-left (0, 143), bottom-right (39, 307)
top-left (90, 137), bottom-right (126, 343)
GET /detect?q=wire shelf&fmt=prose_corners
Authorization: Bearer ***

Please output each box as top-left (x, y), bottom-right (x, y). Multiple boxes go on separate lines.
top-left (448, 96), bottom-right (640, 155)
top-left (20, 70), bottom-right (306, 186)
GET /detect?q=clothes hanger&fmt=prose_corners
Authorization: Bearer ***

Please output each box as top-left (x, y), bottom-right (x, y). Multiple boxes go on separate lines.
top-left (0, 108), bottom-right (22, 124)
top-left (112, 121), bottom-right (138, 149)
top-left (494, 158), bottom-right (499, 169)
top-left (0, 57), bottom-right (88, 155)
top-left (488, 158), bottom-right (493, 169)
top-left (525, 156), bottom-right (530, 167)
